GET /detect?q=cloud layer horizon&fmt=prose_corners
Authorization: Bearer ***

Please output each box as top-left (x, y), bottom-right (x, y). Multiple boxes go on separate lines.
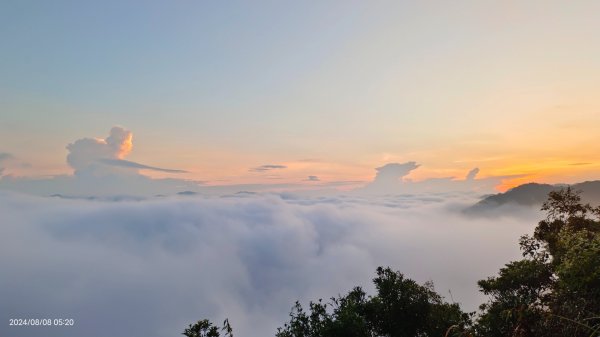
top-left (0, 191), bottom-right (538, 337)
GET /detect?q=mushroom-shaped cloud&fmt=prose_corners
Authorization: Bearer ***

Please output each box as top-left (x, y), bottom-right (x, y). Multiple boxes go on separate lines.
top-left (66, 126), bottom-right (133, 175)
top-left (66, 126), bottom-right (184, 176)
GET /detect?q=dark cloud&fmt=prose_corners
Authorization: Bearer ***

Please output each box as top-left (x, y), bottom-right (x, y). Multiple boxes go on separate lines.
top-left (0, 153), bottom-right (15, 177)
top-left (305, 176), bottom-right (320, 182)
top-left (465, 168), bottom-right (480, 180)
top-left (177, 190), bottom-right (199, 196)
top-left (249, 164), bottom-right (287, 172)
top-left (569, 162), bottom-right (592, 166)
top-left (0, 152), bottom-right (14, 162)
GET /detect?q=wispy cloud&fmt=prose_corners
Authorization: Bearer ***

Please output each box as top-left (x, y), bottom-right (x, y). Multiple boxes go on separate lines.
top-left (296, 158), bottom-right (322, 163)
top-left (99, 159), bottom-right (187, 173)
top-left (249, 164), bottom-right (287, 172)
top-left (324, 180), bottom-right (365, 186)
top-left (453, 157), bottom-right (504, 163)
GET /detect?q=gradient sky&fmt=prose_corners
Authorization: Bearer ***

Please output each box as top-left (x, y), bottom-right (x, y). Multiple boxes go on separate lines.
top-left (1, 1), bottom-right (600, 189)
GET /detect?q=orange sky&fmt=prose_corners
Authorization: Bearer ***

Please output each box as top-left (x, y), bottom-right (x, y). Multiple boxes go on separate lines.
top-left (2, 1), bottom-right (600, 193)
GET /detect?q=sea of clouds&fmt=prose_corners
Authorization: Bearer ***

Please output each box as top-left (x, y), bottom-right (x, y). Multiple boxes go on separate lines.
top-left (0, 191), bottom-right (540, 337)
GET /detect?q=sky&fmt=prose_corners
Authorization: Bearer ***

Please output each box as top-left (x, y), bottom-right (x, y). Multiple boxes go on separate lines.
top-left (2, 1), bottom-right (600, 190)
top-left (3, 3), bottom-right (600, 336)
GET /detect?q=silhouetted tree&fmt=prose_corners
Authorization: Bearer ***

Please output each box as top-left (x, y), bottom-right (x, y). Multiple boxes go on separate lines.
top-left (276, 267), bottom-right (470, 337)
top-left (476, 187), bottom-right (600, 336)
top-left (183, 319), bottom-right (233, 337)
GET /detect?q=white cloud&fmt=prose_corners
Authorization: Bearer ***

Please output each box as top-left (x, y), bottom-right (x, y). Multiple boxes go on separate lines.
top-left (66, 126), bottom-right (133, 175)
top-left (0, 191), bottom-right (538, 337)
top-left (359, 162), bottom-right (518, 195)
top-left (0, 127), bottom-right (196, 196)
top-left (66, 126), bottom-right (184, 176)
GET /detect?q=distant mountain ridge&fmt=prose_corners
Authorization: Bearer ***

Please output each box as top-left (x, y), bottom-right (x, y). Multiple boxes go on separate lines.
top-left (464, 180), bottom-right (600, 215)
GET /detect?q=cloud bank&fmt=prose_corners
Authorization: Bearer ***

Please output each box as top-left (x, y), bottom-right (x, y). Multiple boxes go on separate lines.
top-left (0, 191), bottom-right (538, 337)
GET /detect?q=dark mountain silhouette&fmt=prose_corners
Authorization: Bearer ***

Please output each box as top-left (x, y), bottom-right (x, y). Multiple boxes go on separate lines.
top-left (464, 180), bottom-right (600, 215)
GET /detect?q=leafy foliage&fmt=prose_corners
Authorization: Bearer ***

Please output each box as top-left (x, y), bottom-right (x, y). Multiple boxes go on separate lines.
top-left (183, 319), bottom-right (233, 337)
top-left (274, 267), bottom-right (470, 337)
top-left (476, 187), bottom-right (600, 336)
